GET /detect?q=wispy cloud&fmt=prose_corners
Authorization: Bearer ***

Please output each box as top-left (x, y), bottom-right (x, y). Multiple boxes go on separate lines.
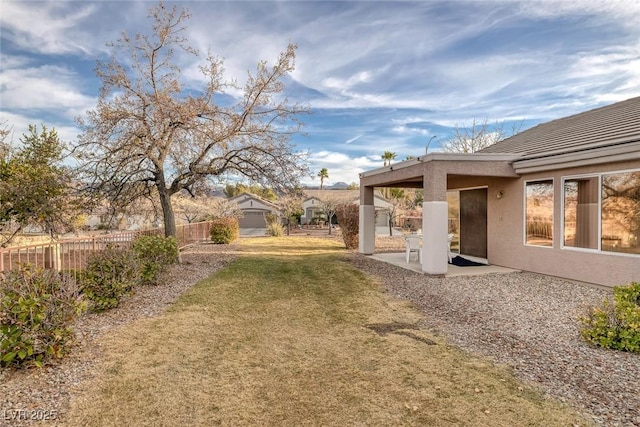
top-left (0, 2), bottom-right (99, 55)
top-left (1, 0), bottom-right (638, 185)
top-left (0, 58), bottom-right (96, 120)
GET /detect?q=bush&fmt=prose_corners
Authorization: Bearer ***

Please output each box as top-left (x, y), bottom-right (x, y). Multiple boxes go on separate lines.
top-left (131, 235), bottom-right (179, 286)
top-left (79, 246), bottom-right (139, 312)
top-left (210, 217), bottom-right (239, 244)
top-left (336, 203), bottom-right (359, 249)
top-left (267, 222), bottom-right (284, 237)
top-left (0, 266), bottom-right (84, 367)
top-left (265, 213), bottom-right (284, 237)
top-left (580, 282), bottom-right (640, 353)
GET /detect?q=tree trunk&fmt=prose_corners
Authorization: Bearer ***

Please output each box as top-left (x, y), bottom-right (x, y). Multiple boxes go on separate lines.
top-left (158, 188), bottom-right (177, 237)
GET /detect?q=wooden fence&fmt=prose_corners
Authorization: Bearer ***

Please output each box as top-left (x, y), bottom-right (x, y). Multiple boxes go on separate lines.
top-left (0, 221), bottom-right (213, 275)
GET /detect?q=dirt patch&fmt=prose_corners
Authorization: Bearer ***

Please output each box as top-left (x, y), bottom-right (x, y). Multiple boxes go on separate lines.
top-left (366, 322), bottom-right (437, 346)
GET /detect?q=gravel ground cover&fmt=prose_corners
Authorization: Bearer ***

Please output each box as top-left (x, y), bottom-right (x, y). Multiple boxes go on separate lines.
top-left (348, 252), bottom-right (640, 427)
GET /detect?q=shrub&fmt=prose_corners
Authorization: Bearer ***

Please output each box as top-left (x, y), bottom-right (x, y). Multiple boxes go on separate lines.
top-left (210, 217), bottom-right (239, 244)
top-left (267, 221), bottom-right (284, 237)
top-left (0, 266), bottom-right (84, 367)
top-left (580, 282), bottom-right (640, 353)
top-left (265, 213), bottom-right (284, 237)
top-left (79, 246), bottom-right (139, 312)
top-left (336, 203), bottom-right (359, 249)
top-left (131, 235), bottom-right (179, 286)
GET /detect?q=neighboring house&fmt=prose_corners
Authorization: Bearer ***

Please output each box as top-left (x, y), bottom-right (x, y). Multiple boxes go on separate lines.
top-left (84, 206), bottom-right (158, 231)
top-left (228, 192), bottom-right (281, 228)
top-left (301, 189), bottom-right (393, 226)
top-left (359, 96), bottom-right (640, 288)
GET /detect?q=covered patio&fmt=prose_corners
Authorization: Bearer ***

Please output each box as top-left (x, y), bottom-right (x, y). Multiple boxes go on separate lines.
top-left (359, 152), bottom-right (520, 275)
top-left (369, 252), bottom-right (519, 277)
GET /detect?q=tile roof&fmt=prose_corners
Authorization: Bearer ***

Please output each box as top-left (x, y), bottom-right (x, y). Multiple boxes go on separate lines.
top-left (479, 96), bottom-right (640, 158)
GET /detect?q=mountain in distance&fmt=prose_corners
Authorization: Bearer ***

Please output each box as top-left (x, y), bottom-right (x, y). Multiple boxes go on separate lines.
top-left (329, 182), bottom-right (349, 189)
top-left (303, 182), bottom-right (350, 190)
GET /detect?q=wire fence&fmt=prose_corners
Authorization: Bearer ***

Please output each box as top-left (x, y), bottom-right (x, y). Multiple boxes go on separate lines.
top-left (0, 221), bottom-right (213, 275)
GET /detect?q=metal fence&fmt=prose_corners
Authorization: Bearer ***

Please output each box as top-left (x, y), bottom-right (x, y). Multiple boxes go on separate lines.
top-left (0, 221), bottom-right (213, 275)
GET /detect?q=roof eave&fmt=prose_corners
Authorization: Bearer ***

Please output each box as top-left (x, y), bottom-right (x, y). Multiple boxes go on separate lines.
top-left (513, 140), bottom-right (640, 174)
top-left (359, 153), bottom-right (520, 179)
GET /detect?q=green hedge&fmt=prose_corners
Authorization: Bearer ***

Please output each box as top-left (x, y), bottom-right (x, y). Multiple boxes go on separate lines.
top-left (1, 266), bottom-right (84, 367)
top-left (131, 235), bottom-right (179, 285)
top-left (79, 245), bottom-right (139, 312)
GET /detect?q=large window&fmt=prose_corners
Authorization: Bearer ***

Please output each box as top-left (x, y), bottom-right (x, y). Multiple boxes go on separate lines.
top-left (563, 177), bottom-right (599, 249)
top-left (601, 171), bottom-right (640, 255)
top-left (563, 170), bottom-right (640, 255)
top-left (525, 180), bottom-right (553, 246)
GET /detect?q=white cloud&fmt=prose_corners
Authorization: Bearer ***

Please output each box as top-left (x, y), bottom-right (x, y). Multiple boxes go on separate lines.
top-left (517, 0), bottom-right (640, 27)
top-left (391, 126), bottom-right (429, 136)
top-left (0, 2), bottom-right (100, 55)
top-left (305, 150), bottom-right (381, 186)
top-left (0, 61), bottom-right (96, 120)
top-left (0, 111), bottom-right (80, 147)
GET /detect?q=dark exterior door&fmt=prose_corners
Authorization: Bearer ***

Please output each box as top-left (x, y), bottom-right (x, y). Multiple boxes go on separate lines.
top-left (460, 188), bottom-right (487, 258)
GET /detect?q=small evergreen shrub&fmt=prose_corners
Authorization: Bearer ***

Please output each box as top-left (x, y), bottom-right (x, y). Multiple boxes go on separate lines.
top-left (131, 235), bottom-right (179, 285)
top-left (210, 218), bottom-right (239, 244)
top-left (0, 266), bottom-right (84, 367)
top-left (265, 213), bottom-right (284, 237)
top-left (79, 246), bottom-right (139, 312)
top-left (336, 203), bottom-right (359, 249)
top-left (580, 282), bottom-right (640, 353)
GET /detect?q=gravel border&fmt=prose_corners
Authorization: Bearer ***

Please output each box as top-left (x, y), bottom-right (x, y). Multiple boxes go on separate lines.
top-left (348, 252), bottom-right (640, 426)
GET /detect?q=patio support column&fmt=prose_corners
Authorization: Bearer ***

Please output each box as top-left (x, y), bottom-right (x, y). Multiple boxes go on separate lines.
top-left (359, 186), bottom-right (375, 254)
top-left (422, 166), bottom-right (448, 275)
top-left (421, 201), bottom-right (448, 274)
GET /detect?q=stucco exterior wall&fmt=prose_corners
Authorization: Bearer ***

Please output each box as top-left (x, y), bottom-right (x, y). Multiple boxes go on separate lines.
top-left (450, 159), bottom-right (639, 288)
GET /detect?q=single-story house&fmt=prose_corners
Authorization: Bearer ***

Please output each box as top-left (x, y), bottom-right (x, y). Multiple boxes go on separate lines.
top-left (359, 96), bottom-right (640, 288)
top-left (228, 192), bottom-right (281, 228)
top-left (302, 189), bottom-right (393, 226)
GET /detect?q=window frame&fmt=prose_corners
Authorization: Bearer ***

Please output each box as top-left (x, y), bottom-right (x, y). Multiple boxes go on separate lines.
top-left (561, 173), bottom-right (601, 253)
top-left (561, 168), bottom-right (640, 258)
top-left (523, 178), bottom-right (555, 248)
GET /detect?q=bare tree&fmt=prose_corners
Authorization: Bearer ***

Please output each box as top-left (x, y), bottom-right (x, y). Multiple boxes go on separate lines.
top-left (440, 118), bottom-right (523, 153)
top-left (278, 194), bottom-right (304, 235)
top-left (74, 2), bottom-right (308, 237)
top-left (172, 192), bottom-right (219, 223)
top-left (386, 188), bottom-right (406, 237)
top-left (205, 198), bottom-right (244, 221)
top-left (317, 195), bottom-right (340, 235)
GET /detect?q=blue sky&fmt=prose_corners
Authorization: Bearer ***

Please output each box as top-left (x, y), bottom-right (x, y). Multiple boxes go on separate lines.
top-left (1, 1), bottom-right (639, 187)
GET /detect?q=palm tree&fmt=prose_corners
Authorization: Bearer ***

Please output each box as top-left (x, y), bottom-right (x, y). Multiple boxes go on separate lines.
top-left (381, 151), bottom-right (397, 166)
top-left (317, 168), bottom-right (329, 190)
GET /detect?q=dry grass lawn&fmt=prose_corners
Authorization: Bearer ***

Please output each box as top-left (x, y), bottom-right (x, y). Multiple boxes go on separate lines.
top-left (66, 237), bottom-right (590, 426)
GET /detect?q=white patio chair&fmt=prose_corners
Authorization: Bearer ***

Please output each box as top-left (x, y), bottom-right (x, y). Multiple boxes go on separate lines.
top-left (447, 233), bottom-right (454, 263)
top-left (405, 235), bottom-right (422, 263)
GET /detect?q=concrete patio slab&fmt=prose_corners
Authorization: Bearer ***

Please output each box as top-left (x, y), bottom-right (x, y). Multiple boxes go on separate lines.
top-left (369, 252), bottom-right (520, 277)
